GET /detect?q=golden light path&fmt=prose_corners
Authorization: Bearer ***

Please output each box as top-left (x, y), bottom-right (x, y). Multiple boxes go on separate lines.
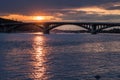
top-left (29, 36), bottom-right (48, 79)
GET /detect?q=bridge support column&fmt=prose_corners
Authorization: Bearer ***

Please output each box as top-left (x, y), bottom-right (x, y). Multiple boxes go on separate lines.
top-left (91, 25), bottom-right (97, 34)
top-left (43, 29), bottom-right (50, 34)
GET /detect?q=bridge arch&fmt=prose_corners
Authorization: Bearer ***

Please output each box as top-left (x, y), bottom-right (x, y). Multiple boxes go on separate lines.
top-left (51, 24), bottom-right (86, 30)
top-left (96, 25), bottom-right (120, 32)
top-left (101, 25), bottom-right (120, 30)
top-left (50, 24), bottom-right (90, 30)
top-left (50, 24), bottom-right (87, 33)
top-left (46, 24), bottom-right (91, 34)
top-left (98, 25), bottom-right (120, 33)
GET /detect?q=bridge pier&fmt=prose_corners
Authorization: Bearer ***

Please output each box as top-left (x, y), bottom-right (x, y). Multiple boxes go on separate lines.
top-left (43, 30), bottom-right (50, 34)
top-left (91, 25), bottom-right (97, 34)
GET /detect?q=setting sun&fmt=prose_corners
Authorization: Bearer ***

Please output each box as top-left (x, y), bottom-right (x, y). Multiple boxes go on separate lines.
top-left (33, 16), bottom-right (45, 21)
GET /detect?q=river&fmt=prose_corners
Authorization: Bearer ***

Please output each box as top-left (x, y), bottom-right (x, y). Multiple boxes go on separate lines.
top-left (0, 33), bottom-right (120, 80)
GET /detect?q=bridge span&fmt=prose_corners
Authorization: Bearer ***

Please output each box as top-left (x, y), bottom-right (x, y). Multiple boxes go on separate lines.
top-left (0, 22), bottom-right (120, 34)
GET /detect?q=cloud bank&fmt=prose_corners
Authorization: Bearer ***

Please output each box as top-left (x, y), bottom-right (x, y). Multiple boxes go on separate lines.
top-left (0, 0), bottom-right (120, 22)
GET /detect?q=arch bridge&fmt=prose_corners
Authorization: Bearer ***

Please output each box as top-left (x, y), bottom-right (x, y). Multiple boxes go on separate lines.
top-left (0, 22), bottom-right (120, 34)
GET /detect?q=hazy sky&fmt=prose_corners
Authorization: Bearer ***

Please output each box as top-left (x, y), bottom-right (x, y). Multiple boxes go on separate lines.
top-left (0, 0), bottom-right (120, 22)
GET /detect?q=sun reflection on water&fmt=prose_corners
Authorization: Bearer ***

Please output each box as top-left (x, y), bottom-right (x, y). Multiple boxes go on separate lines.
top-left (29, 36), bottom-right (48, 80)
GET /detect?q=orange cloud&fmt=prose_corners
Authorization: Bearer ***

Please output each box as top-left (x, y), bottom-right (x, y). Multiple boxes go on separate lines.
top-left (79, 7), bottom-right (120, 15)
top-left (66, 6), bottom-right (120, 15)
top-left (0, 14), bottom-right (62, 22)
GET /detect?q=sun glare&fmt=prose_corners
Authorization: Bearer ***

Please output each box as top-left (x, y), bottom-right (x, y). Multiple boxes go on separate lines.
top-left (33, 16), bottom-right (45, 21)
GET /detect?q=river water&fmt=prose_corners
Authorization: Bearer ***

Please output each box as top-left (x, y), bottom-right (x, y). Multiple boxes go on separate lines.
top-left (0, 33), bottom-right (120, 80)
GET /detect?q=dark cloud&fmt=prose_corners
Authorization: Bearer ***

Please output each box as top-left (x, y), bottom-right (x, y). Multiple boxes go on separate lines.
top-left (0, 0), bottom-right (119, 15)
top-left (55, 10), bottom-right (120, 22)
top-left (0, 0), bottom-right (120, 22)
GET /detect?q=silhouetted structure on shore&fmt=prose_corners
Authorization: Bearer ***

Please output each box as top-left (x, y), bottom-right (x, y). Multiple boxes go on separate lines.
top-left (0, 18), bottom-right (21, 23)
top-left (0, 18), bottom-right (41, 32)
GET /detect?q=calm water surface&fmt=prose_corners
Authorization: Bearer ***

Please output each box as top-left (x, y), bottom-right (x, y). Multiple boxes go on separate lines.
top-left (0, 33), bottom-right (120, 80)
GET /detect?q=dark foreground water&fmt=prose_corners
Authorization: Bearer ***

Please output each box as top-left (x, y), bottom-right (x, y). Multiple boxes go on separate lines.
top-left (0, 33), bottom-right (120, 80)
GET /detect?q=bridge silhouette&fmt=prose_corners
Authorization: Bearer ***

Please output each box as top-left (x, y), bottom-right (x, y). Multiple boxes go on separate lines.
top-left (0, 22), bottom-right (120, 34)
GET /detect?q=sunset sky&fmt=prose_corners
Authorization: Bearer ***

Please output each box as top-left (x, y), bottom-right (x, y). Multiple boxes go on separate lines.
top-left (0, 0), bottom-right (120, 22)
